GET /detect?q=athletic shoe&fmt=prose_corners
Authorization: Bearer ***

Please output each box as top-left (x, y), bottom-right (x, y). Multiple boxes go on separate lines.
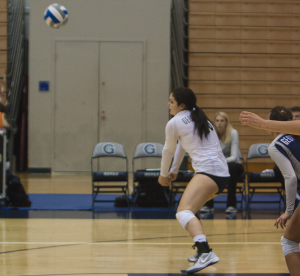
top-left (187, 241), bottom-right (210, 262)
top-left (188, 252), bottom-right (198, 262)
top-left (200, 206), bottom-right (214, 213)
top-left (225, 206), bottom-right (237, 214)
top-left (185, 251), bottom-right (219, 273)
top-left (200, 212), bottom-right (214, 220)
top-left (226, 213), bottom-right (237, 220)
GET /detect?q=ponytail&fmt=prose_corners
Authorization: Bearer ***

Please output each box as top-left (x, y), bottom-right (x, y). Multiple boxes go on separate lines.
top-left (172, 87), bottom-right (212, 140)
top-left (191, 106), bottom-right (212, 140)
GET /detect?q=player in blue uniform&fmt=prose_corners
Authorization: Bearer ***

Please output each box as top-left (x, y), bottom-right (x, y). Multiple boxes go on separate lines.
top-left (240, 107), bottom-right (300, 276)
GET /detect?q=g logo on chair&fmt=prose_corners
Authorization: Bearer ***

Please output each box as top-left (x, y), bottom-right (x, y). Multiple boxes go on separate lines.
top-left (103, 143), bottom-right (115, 155)
top-left (143, 143), bottom-right (156, 155)
top-left (257, 144), bottom-right (268, 156)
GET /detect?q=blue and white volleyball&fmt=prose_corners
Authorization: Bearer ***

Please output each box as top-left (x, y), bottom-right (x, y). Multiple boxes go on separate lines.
top-left (44, 4), bottom-right (68, 28)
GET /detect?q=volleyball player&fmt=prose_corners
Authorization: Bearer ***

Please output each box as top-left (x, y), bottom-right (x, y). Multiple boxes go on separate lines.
top-left (240, 108), bottom-right (300, 276)
top-left (158, 87), bottom-right (230, 273)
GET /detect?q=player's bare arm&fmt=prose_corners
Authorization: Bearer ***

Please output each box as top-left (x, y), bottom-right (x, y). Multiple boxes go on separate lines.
top-left (240, 111), bottom-right (300, 136)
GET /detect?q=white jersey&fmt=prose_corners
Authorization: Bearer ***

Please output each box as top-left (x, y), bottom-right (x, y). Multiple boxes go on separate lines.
top-left (160, 110), bottom-right (230, 177)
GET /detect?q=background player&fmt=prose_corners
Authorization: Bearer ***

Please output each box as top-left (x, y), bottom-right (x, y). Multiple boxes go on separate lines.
top-left (240, 108), bottom-right (300, 276)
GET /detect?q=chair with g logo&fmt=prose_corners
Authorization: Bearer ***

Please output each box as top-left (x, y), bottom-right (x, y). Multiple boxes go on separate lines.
top-left (245, 143), bottom-right (285, 210)
top-left (91, 142), bottom-right (130, 208)
top-left (132, 143), bottom-right (170, 207)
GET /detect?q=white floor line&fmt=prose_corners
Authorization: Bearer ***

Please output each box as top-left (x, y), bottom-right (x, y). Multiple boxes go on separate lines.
top-left (0, 242), bottom-right (281, 245)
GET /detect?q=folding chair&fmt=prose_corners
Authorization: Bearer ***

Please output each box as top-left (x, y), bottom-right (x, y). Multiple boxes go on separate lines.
top-left (91, 142), bottom-right (130, 208)
top-left (245, 143), bottom-right (285, 210)
top-left (132, 143), bottom-right (170, 207)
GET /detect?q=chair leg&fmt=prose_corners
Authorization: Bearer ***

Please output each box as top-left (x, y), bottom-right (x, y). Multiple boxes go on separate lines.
top-left (92, 187), bottom-right (100, 208)
top-left (121, 186), bottom-right (131, 208)
top-left (240, 191), bottom-right (243, 210)
top-left (162, 188), bottom-right (171, 209)
top-left (243, 192), bottom-right (246, 210)
top-left (246, 194), bottom-right (249, 210)
top-left (125, 195), bottom-right (130, 208)
top-left (277, 189), bottom-right (284, 211)
top-left (280, 189), bottom-right (286, 211)
top-left (92, 193), bottom-right (97, 208)
top-left (132, 190), bottom-right (139, 207)
top-left (169, 188), bottom-right (177, 208)
top-left (247, 189), bottom-right (255, 210)
top-left (170, 188), bottom-right (176, 208)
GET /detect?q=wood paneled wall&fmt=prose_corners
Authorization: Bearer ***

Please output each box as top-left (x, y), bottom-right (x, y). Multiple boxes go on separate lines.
top-left (188, 0), bottom-right (300, 160)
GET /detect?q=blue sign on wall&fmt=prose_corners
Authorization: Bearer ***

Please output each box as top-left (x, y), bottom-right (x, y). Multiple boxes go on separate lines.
top-left (39, 81), bottom-right (49, 92)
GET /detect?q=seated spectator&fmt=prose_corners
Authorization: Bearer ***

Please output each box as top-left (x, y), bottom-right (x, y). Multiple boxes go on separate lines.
top-left (290, 106), bottom-right (300, 121)
top-left (200, 112), bottom-right (244, 214)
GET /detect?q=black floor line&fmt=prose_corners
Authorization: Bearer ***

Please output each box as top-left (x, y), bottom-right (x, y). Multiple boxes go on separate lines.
top-left (0, 230), bottom-right (279, 255)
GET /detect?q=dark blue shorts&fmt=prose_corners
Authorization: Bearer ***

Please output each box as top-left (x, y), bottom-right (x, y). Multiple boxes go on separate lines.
top-left (196, 172), bottom-right (229, 194)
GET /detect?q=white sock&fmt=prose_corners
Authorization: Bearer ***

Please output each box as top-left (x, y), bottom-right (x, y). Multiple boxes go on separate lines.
top-left (193, 235), bottom-right (207, 243)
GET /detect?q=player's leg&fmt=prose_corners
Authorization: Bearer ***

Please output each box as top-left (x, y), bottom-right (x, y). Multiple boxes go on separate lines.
top-left (176, 174), bottom-right (219, 273)
top-left (282, 205), bottom-right (300, 276)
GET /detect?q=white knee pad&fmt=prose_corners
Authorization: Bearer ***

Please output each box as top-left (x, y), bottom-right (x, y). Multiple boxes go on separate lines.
top-left (176, 210), bottom-right (196, 230)
top-left (281, 236), bottom-right (300, 257)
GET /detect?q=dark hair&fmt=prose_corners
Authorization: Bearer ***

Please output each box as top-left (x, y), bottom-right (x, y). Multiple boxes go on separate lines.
top-left (269, 106), bottom-right (292, 121)
top-left (290, 106), bottom-right (300, 112)
top-left (172, 87), bottom-right (211, 139)
top-left (270, 106), bottom-right (300, 142)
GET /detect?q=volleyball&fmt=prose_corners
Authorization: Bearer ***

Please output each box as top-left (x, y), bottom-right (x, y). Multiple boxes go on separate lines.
top-left (44, 3), bottom-right (68, 28)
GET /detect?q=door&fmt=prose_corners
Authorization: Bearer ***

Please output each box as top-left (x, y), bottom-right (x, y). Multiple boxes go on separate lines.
top-left (54, 41), bottom-right (99, 172)
top-left (98, 41), bottom-right (144, 171)
top-left (54, 40), bottom-right (144, 172)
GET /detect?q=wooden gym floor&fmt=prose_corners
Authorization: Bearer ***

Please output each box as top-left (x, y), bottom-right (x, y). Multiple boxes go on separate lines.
top-left (0, 173), bottom-right (291, 276)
